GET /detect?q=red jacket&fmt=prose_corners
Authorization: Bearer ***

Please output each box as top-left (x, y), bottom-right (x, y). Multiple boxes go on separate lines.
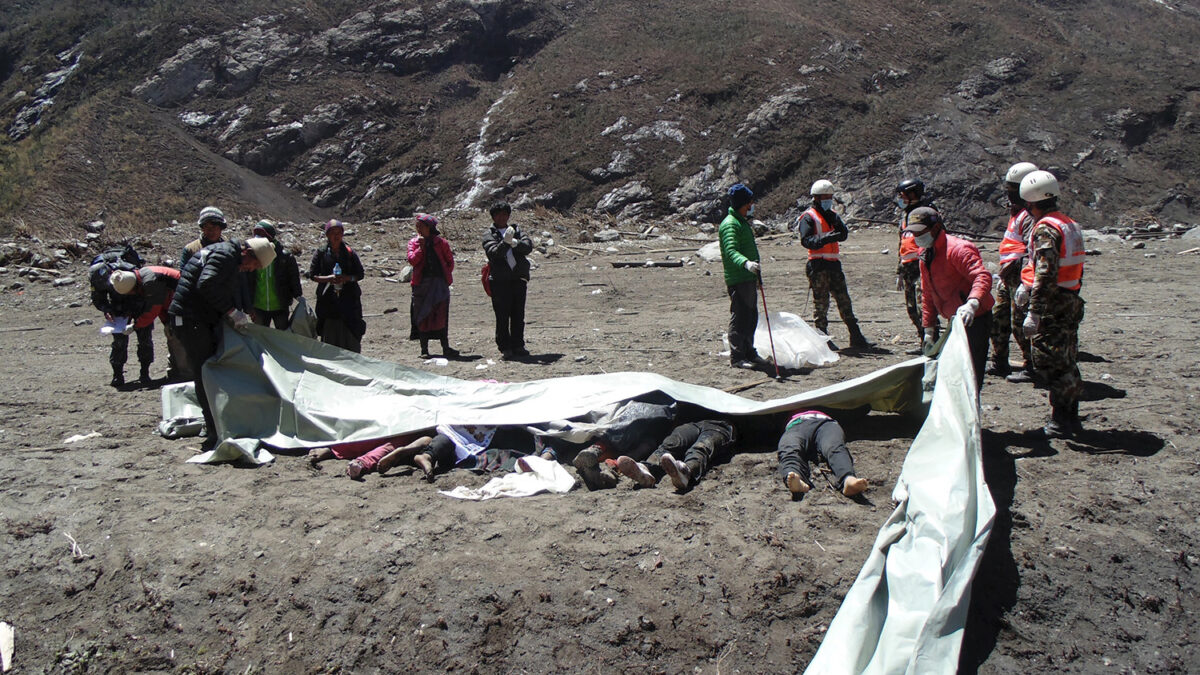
top-left (919, 233), bottom-right (994, 328)
top-left (407, 235), bottom-right (454, 286)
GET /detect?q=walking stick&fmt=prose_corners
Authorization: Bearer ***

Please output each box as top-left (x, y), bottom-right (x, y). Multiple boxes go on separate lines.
top-left (757, 271), bottom-right (784, 381)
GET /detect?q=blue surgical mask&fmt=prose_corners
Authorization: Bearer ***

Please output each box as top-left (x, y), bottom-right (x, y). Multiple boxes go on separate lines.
top-left (819, 199), bottom-right (833, 211)
top-left (748, 204), bottom-right (755, 216)
top-left (915, 232), bottom-right (935, 248)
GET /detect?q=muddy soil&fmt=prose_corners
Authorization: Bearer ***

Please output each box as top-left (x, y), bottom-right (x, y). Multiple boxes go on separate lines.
top-left (1, 219), bottom-right (1197, 673)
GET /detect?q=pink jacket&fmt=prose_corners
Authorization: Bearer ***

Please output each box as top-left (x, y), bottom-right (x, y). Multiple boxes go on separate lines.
top-left (407, 235), bottom-right (454, 286)
top-left (919, 233), bottom-right (994, 328)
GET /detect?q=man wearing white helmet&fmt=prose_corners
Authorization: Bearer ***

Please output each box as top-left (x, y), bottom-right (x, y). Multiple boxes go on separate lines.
top-left (990, 162), bottom-right (1039, 381)
top-left (1018, 170), bottom-right (1086, 438)
top-left (795, 179), bottom-right (871, 349)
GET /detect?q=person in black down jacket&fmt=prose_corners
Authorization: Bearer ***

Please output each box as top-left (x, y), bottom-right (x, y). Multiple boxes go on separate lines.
top-left (168, 237), bottom-right (276, 452)
top-left (307, 219), bottom-right (366, 352)
top-left (482, 201), bottom-right (534, 359)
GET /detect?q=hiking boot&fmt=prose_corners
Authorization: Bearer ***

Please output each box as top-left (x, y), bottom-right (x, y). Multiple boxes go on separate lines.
top-left (660, 455), bottom-right (694, 491)
top-left (512, 347), bottom-right (530, 357)
top-left (137, 365), bottom-right (152, 385)
top-left (616, 456), bottom-right (657, 488)
top-left (904, 346), bottom-right (924, 356)
top-left (1006, 369), bottom-right (1035, 384)
top-left (110, 372), bottom-right (124, 388)
top-left (1042, 407), bottom-right (1073, 439)
top-left (826, 339), bottom-right (841, 352)
top-left (442, 346), bottom-right (460, 358)
top-left (847, 324), bottom-right (873, 349)
top-left (986, 362), bottom-right (1011, 377)
top-left (731, 359), bottom-right (756, 370)
top-left (573, 447), bottom-right (617, 490)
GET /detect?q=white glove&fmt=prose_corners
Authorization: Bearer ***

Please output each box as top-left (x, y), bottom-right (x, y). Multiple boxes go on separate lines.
top-left (1013, 284), bottom-right (1030, 307)
top-left (503, 226), bottom-right (516, 245)
top-left (226, 309), bottom-right (252, 333)
top-left (1023, 312), bottom-right (1041, 337)
top-left (955, 298), bottom-right (980, 327)
top-left (744, 260), bottom-right (761, 275)
top-left (922, 329), bottom-right (939, 357)
top-left (122, 320), bottom-right (136, 335)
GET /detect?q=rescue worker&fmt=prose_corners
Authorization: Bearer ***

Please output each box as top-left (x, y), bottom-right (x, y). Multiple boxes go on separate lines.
top-left (991, 162), bottom-right (1039, 381)
top-left (896, 179), bottom-right (938, 355)
top-left (245, 220), bottom-right (303, 329)
top-left (904, 207), bottom-right (994, 391)
top-left (180, 206), bottom-right (227, 268)
top-left (796, 179), bottom-right (871, 349)
top-left (1018, 170), bottom-right (1086, 438)
top-left (718, 183), bottom-right (765, 370)
top-left (109, 265), bottom-right (183, 385)
top-left (168, 237), bottom-right (276, 452)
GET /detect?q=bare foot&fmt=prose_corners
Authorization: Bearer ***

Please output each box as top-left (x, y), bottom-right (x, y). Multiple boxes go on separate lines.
top-left (786, 471), bottom-right (811, 496)
top-left (842, 475), bottom-right (869, 497)
top-left (414, 453), bottom-right (434, 481)
top-left (374, 443), bottom-right (401, 474)
top-left (307, 447), bottom-right (334, 465)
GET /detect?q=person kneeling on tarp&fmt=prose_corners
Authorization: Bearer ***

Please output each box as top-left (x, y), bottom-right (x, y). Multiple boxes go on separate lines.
top-left (614, 420), bottom-right (735, 492)
top-left (776, 410), bottom-right (868, 500)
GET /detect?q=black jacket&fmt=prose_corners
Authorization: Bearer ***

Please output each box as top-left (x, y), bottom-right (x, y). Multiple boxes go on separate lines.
top-left (168, 240), bottom-right (247, 325)
top-left (483, 224), bottom-right (534, 282)
top-left (307, 243), bottom-right (365, 337)
top-left (244, 243), bottom-right (303, 310)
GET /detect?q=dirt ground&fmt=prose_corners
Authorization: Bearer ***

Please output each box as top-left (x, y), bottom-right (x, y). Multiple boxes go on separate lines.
top-left (1, 219), bottom-right (1197, 673)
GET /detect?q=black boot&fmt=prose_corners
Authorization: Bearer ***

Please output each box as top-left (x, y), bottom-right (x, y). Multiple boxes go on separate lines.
top-left (1069, 401), bottom-right (1084, 434)
top-left (1043, 406), bottom-right (1073, 439)
top-left (847, 322), bottom-right (873, 349)
top-left (110, 370), bottom-right (124, 388)
top-left (138, 364), bottom-right (152, 385)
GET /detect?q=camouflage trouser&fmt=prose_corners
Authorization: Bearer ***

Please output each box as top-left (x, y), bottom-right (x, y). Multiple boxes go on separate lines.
top-left (991, 279), bottom-right (1033, 368)
top-left (1031, 291), bottom-right (1085, 410)
top-left (807, 261), bottom-right (858, 335)
top-left (899, 262), bottom-right (924, 337)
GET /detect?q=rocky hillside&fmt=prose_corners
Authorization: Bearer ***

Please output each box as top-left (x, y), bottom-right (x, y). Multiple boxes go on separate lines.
top-left (1, 0), bottom-right (1197, 239)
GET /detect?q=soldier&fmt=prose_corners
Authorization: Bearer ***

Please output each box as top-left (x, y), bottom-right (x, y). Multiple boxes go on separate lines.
top-left (796, 179), bottom-right (871, 349)
top-left (1019, 171), bottom-right (1086, 438)
top-left (991, 162), bottom-right (1039, 381)
top-left (896, 179), bottom-right (939, 355)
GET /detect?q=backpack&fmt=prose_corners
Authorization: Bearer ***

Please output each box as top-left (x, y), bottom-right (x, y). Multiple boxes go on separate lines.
top-left (88, 244), bottom-right (144, 291)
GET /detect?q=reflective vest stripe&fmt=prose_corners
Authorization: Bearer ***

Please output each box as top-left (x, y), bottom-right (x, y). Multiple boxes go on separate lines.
top-left (1020, 213), bottom-right (1084, 290)
top-left (998, 210), bottom-right (1030, 265)
top-left (806, 208), bottom-right (840, 261)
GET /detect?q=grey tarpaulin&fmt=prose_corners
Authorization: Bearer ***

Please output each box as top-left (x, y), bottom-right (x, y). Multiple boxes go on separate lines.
top-left (179, 324), bottom-right (928, 465)
top-left (805, 316), bottom-right (996, 674)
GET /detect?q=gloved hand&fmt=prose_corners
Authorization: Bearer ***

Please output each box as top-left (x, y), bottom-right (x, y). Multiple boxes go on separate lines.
top-left (1013, 284), bottom-right (1030, 307)
top-left (955, 298), bottom-right (980, 327)
top-left (122, 320), bottom-right (136, 335)
top-left (226, 309), bottom-right (252, 334)
top-left (1023, 312), bottom-right (1041, 337)
top-left (895, 275), bottom-right (904, 291)
top-left (922, 328), bottom-right (940, 357)
top-left (503, 226), bottom-right (516, 245)
top-left (744, 260), bottom-right (761, 275)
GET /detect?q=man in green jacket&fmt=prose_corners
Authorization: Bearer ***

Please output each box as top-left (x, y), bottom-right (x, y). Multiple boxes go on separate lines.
top-left (719, 183), bottom-right (763, 369)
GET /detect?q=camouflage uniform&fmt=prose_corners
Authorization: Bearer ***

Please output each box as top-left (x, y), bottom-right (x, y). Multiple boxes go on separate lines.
top-left (992, 268), bottom-right (1034, 370)
top-left (808, 263), bottom-right (858, 336)
top-left (899, 261), bottom-right (923, 339)
top-left (1029, 223), bottom-right (1085, 421)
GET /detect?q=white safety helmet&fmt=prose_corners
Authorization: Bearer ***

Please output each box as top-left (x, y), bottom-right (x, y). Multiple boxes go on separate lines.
top-left (810, 179), bottom-right (835, 196)
top-left (1004, 162), bottom-right (1039, 185)
top-left (1019, 170), bottom-right (1060, 202)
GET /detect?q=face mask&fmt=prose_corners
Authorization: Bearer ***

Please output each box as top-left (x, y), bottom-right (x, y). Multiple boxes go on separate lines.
top-left (748, 204), bottom-right (755, 216)
top-left (819, 199), bottom-right (833, 211)
top-left (915, 232), bottom-right (935, 248)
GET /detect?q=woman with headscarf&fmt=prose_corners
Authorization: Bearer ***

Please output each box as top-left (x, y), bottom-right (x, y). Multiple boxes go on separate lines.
top-left (308, 219), bottom-right (366, 353)
top-left (407, 213), bottom-right (459, 358)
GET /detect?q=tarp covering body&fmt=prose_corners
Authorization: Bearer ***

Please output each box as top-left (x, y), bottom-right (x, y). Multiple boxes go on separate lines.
top-left (804, 317), bottom-right (996, 674)
top-left (180, 324), bottom-right (927, 464)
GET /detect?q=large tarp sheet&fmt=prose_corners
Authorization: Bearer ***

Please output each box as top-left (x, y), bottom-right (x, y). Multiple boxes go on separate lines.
top-left (185, 324), bottom-right (927, 464)
top-left (805, 318), bottom-right (996, 674)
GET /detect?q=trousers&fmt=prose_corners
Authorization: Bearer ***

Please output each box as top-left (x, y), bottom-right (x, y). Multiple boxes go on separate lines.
top-left (777, 417), bottom-right (855, 489)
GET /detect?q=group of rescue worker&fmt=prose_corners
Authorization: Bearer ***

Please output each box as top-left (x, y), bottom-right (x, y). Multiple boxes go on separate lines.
top-left (718, 163), bottom-right (1087, 439)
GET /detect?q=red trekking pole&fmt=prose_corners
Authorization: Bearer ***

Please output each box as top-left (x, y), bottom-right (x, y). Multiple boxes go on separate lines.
top-left (756, 271), bottom-right (783, 381)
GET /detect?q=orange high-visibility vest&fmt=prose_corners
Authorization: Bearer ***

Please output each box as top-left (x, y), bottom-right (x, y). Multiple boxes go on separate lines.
top-left (805, 208), bottom-right (840, 261)
top-left (1020, 212), bottom-right (1085, 291)
top-left (998, 209), bottom-right (1032, 266)
top-left (898, 212), bottom-right (921, 263)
